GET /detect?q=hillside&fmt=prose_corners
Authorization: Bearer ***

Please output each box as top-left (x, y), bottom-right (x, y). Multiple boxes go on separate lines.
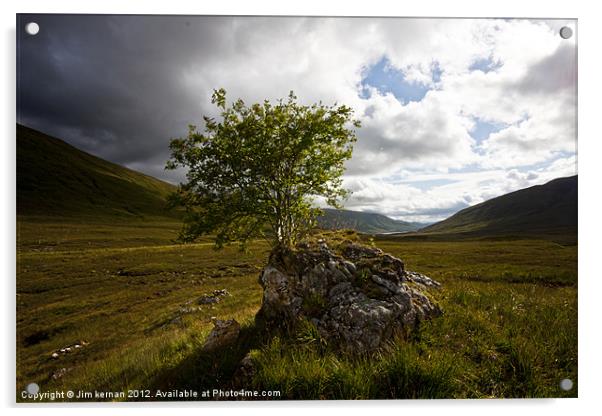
top-left (317, 208), bottom-right (424, 234)
top-left (420, 176), bottom-right (577, 238)
top-left (16, 124), bottom-right (424, 233)
top-left (17, 124), bottom-right (178, 220)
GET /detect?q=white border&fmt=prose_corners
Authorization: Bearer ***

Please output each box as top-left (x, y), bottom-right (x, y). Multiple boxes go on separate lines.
top-left (2, 1), bottom-right (600, 415)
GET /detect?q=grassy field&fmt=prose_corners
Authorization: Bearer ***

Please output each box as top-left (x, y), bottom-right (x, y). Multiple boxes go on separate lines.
top-left (250, 238), bottom-right (577, 399)
top-left (16, 218), bottom-right (577, 400)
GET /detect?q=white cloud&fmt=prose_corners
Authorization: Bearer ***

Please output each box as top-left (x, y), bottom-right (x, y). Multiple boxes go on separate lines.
top-left (174, 17), bottom-right (576, 222)
top-left (21, 16), bottom-right (577, 223)
top-left (339, 155), bottom-right (576, 223)
top-left (348, 91), bottom-right (478, 175)
top-left (57, 16), bottom-right (577, 222)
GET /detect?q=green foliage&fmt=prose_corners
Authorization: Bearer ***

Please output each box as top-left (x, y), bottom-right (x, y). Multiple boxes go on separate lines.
top-left (354, 267), bottom-right (371, 286)
top-left (294, 318), bottom-right (327, 351)
top-left (301, 292), bottom-right (327, 317)
top-left (166, 89), bottom-right (360, 249)
top-left (373, 343), bottom-right (458, 399)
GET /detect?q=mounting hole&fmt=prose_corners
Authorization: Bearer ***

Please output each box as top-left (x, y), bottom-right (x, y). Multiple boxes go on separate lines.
top-left (560, 378), bottom-right (573, 391)
top-left (26, 382), bottom-right (40, 395)
top-left (25, 22), bottom-right (40, 36)
top-left (559, 26), bottom-right (573, 40)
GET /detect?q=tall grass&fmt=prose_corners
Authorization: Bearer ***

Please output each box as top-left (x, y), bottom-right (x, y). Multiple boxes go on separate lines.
top-left (248, 276), bottom-right (577, 399)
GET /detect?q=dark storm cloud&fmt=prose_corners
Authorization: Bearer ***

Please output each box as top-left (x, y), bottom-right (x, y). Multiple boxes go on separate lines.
top-left (17, 14), bottom-right (240, 183)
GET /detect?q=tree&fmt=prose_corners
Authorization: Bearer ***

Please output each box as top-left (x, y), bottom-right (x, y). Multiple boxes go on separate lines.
top-left (166, 89), bottom-right (360, 249)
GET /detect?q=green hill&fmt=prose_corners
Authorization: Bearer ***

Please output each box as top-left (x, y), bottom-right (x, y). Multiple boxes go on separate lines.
top-left (317, 208), bottom-right (424, 234)
top-left (17, 124), bottom-right (178, 220)
top-left (420, 175), bottom-right (577, 239)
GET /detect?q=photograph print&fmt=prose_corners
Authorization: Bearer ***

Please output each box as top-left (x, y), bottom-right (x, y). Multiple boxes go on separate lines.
top-left (16, 15), bottom-right (577, 401)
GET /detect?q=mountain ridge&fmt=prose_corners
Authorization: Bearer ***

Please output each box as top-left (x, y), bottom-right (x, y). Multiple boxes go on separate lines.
top-left (17, 124), bottom-right (178, 220)
top-left (419, 175), bottom-right (577, 239)
top-left (17, 124), bottom-right (577, 242)
top-left (317, 208), bottom-right (425, 234)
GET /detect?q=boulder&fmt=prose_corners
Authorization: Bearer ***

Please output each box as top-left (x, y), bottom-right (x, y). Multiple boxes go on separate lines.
top-left (257, 241), bottom-right (441, 353)
top-left (202, 319), bottom-right (240, 351)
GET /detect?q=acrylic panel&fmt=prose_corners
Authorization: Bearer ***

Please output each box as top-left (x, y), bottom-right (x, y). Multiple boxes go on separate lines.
top-left (16, 14), bottom-right (577, 402)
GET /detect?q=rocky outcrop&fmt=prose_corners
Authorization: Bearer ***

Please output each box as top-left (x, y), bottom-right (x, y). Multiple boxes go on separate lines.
top-left (257, 241), bottom-right (441, 353)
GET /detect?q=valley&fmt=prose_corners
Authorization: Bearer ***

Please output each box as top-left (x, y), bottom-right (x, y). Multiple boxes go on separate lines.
top-left (16, 125), bottom-right (578, 400)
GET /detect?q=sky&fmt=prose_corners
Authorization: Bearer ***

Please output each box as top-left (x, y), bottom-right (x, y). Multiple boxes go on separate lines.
top-left (17, 15), bottom-right (577, 223)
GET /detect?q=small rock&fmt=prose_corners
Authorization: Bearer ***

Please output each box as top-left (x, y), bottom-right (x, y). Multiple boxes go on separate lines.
top-left (179, 306), bottom-right (199, 313)
top-left (170, 316), bottom-right (183, 326)
top-left (51, 352), bottom-right (59, 359)
top-left (213, 289), bottom-right (230, 297)
top-left (202, 319), bottom-right (241, 351)
top-left (196, 288), bottom-right (231, 305)
top-left (197, 296), bottom-right (220, 305)
top-left (232, 352), bottom-right (256, 386)
top-left (342, 261), bottom-right (356, 275)
top-left (405, 271), bottom-right (441, 287)
top-left (51, 367), bottom-right (71, 380)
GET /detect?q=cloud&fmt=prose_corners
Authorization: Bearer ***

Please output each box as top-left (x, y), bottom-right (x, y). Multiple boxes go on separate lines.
top-left (340, 155), bottom-right (577, 223)
top-left (348, 91), bottom-right (477, 175)
top-left (17, 15), bottom-right (577, 222)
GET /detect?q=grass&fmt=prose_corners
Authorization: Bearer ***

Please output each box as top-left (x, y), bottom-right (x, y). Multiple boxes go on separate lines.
top-left (16, 217), bottom-right (577, 400)
top-left (16, 217), bottom-right (271, 398)
top-left (374, 238), bottom-right (577, 286)
top-left (16, 216), bottom-right (189, 251)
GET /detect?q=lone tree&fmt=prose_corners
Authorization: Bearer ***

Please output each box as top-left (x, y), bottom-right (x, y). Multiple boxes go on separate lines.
top-left (166, 89), bottom-right (360, 249)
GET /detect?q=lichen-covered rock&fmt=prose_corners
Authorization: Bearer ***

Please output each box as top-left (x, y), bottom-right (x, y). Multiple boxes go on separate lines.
top-left (257, 241), bottom-right (441, 353)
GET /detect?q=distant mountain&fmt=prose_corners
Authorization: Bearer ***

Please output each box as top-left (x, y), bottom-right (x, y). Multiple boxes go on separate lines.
top-left (317, 208), bottom-right (425, 234)
top-left (421, 176), bottom-right (577, 238)
top-left (17, 124), bottom-right (178, 219)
